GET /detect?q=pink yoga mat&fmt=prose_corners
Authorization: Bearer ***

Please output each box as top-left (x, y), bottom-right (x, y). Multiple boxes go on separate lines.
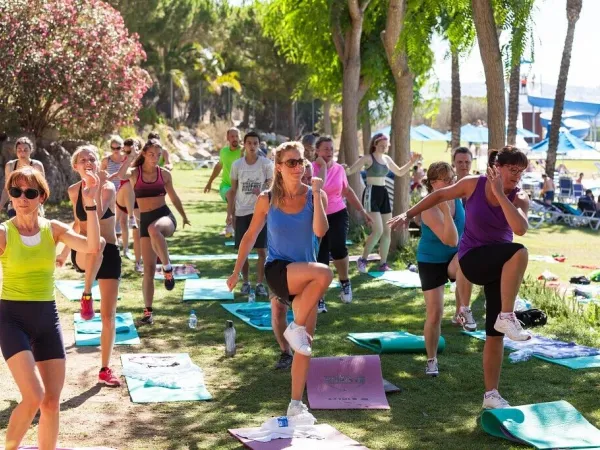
top-left (3, 447), bottom-right (116, 450)
top-left (229, 423), bottom-right (370, 449)
top-left (306, 355), bottom-right (389, 410)
top-left (348, 254), bottom-right (380, 263)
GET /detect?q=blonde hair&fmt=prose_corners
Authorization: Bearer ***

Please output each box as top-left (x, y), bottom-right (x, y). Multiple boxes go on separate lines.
top-left (110, 135), bottom-right (124, 147)
top-left (270, 141), bottom-right (304, 209)
top-left (71, 145), bottom-right (100, 169)
top-left (424, 161), bottom-right (454, 193)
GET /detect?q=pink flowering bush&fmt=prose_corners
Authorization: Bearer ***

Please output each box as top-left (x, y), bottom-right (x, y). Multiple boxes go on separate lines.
top-left (0, 0), bottom-right (152, 138)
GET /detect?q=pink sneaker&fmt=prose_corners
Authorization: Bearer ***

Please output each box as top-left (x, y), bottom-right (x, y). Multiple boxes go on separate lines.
top-left (98, 367), bottom-right (121, 387)
top-left (377, 263), bottom-right (392, 272)
top-left (80, 293), bottom-right (94, 320)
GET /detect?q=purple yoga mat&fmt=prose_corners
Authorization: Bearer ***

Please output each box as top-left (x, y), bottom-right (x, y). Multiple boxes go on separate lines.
top-left (229, 423), bottom-right (370, 449)
top-left (3, 447), bottom-right (116, 450)
top-left (306, 355), bottom-right (390, 410)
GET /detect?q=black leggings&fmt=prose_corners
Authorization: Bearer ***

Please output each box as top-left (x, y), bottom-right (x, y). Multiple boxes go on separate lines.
top-left (317, 208), bottom-right (349, 266)
top-left (459, 243), bottom-right (525, 336)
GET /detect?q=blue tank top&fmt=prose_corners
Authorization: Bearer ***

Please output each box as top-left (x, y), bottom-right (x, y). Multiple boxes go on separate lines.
top-left (417, 198), bottom-right (465, 263)
top-left (266, 192), bottom-right (318, 264)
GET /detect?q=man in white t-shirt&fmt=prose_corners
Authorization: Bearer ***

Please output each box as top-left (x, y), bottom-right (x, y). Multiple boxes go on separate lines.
top-left (226, 131), bottom-right (273, 297)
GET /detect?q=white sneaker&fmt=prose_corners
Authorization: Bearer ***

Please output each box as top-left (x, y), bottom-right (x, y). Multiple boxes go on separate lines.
top-left (457, 306), bottom-right (477, 332)
top-left (451, 313), bottom-right (460, 325)
top-left (425, 358), bottom-right (439, 377)
top-left (317, 298), bottom-right (327, 314)
top-left (287, 401), bottom-right (310, 417)
top-left (356, 257), bottom-right (368, 274)
top-left (225, 224), bottom-right (235, 238)
top-left (482, 390), bottom-right (511, 409)
top-left (128, 216), bottom-right (138, 229)
top-left (339, 281), bottom-right (352, 304)
top-left (283, 322), bottom-right (312, 356)
top-left (286, 401), bottom-right (317, 424)
top-left (494, 313), bottom-right (531, 341)
top-left (240, 282), bottom-right (251, 295)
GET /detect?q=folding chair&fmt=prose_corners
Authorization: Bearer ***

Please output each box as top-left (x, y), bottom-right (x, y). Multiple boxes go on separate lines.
top-left (557, 177), bottom-right (573, 202)
top-left (573, 183), bottom-right (584, 199)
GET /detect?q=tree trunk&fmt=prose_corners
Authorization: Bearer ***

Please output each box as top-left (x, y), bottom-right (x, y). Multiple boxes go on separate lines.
top-left (361, 101), bottom-right (371, 156)
top-left (323, 99), bottom-right (332, 135)
top-left (546, 0), bottom-right (582, 177)
top-left (471, 0), bottom-right (506, 151)
top-left (450, 49), bottom-right (461, 150)
top-left (507, 61), bottom-right (520, 145)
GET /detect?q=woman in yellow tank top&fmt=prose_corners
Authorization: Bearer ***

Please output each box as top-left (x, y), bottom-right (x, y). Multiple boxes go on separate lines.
top-left (0, 167), bottom-right (101, 450)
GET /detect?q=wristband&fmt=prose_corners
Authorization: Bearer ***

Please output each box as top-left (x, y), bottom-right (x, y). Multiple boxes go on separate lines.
top-left (84, 205), bottom-right (97, 211)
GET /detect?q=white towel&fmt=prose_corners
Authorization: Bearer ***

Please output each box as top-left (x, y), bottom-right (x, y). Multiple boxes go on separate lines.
top-left (237, 414), bottom-right (324, 442)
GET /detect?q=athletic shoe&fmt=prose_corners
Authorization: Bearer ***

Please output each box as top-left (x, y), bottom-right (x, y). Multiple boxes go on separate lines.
top-left (139, 308), bottom-right (154, 325)
top-left (425, 358), bottom-right (439, 377)
top-left (80, 293), bottom-right (94, 321)
top-left (255, 283), bottom-right (268, 297)
top-left (225, 224), bottom-right (235, 238)
top-left (356, 257), bottom-right (368, 274)
top-left (287, 401), bottom-right (312, 418)
top-left (283, 322), bottom-right (312, 356)
top-left (339, 281), bottom-right (352, 304)
top-left (274, 352), bottom-right (293, 370)
top-left (241, 281), bottom-right (251, 295)
top-left (98, 367), bottom-right (121, 387)
top-left (482, 390), bottom-right (511, 409)
top-left (451, 313), bottom-right (460, 325)
top-left (377, 263), bottom-right (392, 272)
top-left (128, 216), bottom-right (138, 229)
top-left (494, 313), bottom-right (531, 341)
top-left (163, 268), bottom-right (175, 291)
top-left (317, 298), bottom-right (327, 314)
top-left (457, 306), bottom-right (477, 332)
top-left (135, 262), bottom-right (143, 273)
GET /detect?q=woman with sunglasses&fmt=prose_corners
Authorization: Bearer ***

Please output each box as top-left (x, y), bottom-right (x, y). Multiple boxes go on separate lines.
top-left (416, 162), bottom-right (475, 377)
top-left (345, 133), bottom-right (420, 273)
top-left (389, 146), bottom-right (531, 409)
top-left (0, 167), bottom-right (101, 450)
top-left (56, 145), bottom-right (122, 387)
top-left (112, 139), bottom-right (190, 325)
top-left (0, 137), bottom-right (45, 218)
top-left (227, 141), bottom-right (332, 420)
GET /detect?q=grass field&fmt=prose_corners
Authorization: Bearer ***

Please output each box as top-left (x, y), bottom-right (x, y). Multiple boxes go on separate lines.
top-left (0, 167), bottom-right (599, 450)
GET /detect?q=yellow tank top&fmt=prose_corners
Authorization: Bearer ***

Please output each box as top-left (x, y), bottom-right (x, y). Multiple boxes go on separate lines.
top-left (0, 219), bottom-right (56, 301)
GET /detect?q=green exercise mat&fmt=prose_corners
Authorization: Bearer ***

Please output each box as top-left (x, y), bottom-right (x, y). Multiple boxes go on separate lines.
top-left (367, 270), bottom-right (421, 288)
top-left (183, 278), bottom-right (234, 301)
top-left (347, 331), bottom-right (445, 354)
top-left (481, 400), bottom-right (600, 449)
top-left (74, 312), bottom-right (140, 346)
top-left (170, 253), bottom-right (258, 261)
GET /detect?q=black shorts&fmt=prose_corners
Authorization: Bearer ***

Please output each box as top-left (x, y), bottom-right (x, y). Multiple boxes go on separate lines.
top-left (140, 205), bottom-right (176, 238)
top-left (116, 200), bottom-right (139, 214)
top-left (0, 300), bottom-right (65, 361)
top-left (459, 243), bottom-right (525, 336)
top-left (362, 185), bottom-right (391, 214)
top-left (317, 208), bottom-right (349, 265)
top-left (265, 259), bottom-right (295, 306)
top-left (72, 243), bottom-right (122, 280)
top-left (418, 257), bottom-right (456, 291)
top-left (235, 214), bottom-right (267, 249)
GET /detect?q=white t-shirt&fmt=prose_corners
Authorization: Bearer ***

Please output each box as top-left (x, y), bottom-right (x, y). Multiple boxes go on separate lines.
top-left (230, 156), bottom-right (273, 217)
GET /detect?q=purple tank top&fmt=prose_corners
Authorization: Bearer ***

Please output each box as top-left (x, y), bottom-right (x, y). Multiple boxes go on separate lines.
top-left (458, 176), bottom-right (519, 259)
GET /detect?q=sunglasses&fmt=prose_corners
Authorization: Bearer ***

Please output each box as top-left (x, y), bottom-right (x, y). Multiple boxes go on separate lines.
top-left (111, 146), bottom-right (122, 151)
top-left (281, 158), bottom-right (305, 168)
top-left (9, 187), bottom-right (40, 199)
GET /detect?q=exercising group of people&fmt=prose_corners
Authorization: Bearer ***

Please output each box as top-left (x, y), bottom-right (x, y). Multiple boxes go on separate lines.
top-left (0, 128), bottom-right (533, 448)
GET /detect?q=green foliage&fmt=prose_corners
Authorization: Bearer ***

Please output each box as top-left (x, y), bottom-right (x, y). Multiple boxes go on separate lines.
top-left (497, 0), bottom-right (536, 72)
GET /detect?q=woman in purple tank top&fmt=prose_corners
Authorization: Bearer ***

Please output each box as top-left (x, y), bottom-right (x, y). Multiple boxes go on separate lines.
top-left (389, 146), bottom-right (532, 410)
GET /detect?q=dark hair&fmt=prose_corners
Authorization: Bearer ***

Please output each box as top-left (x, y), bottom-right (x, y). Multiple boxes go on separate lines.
top-left (147, 132), bottom-right (160, 141)
top-left (15, 136), bottom-right (34, 152)
top-left (123, 138), bottom-right (135, 147)
top-left (579, 172), bottom-right (584, 177)
top-left (488, 145), bottom-right (528, 169)
top-left (315, 135), bottom-right (333, 150)
top-left (452, 146), bottom-right (473, 161)
top-left (301, 134), bottom-right (317, 147)
top-left (368, 133), bottom-right (387, 154)
top-left (244, 131), bottom-right (260, 143)
top-left (133, 139), bottom-right (162, 167)
top-left (424, 162), bottom-right (454, 193)
top-left (586, 189), bottom-right (593, 195)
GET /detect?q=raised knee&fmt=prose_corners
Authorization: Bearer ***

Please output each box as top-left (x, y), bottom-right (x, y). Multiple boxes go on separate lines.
top-left (147, 224), bottom-right (160, 238)
top-left (512, 247), bottom-right (528, 264)
top-left (318, 267), bottom-right (333, 286)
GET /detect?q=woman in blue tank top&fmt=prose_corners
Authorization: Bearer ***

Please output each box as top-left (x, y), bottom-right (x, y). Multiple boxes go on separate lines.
top-left (416, 162), bottom-right (475, 377)
top-left (227, 141), bottom-right (332, 421)
top-left (389, 146), bottom-right (531, 410)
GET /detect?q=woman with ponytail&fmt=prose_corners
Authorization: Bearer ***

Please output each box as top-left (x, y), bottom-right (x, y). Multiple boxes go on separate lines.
top-left (227, 141), bottom-right (332, 420)
top-left (345, 133), bottom-right (420, 273)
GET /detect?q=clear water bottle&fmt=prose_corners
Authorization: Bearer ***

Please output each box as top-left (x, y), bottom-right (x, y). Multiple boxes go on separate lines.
top-left (248, 288), bottom-right (256, 303)
top-left (225, 320), bottom-right (236, 357)
top-left (188, 310), bottom-right (198, 329)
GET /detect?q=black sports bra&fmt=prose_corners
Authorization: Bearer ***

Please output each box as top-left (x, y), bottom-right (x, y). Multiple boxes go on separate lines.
top-left (75, 185), bottom-right (114, 222)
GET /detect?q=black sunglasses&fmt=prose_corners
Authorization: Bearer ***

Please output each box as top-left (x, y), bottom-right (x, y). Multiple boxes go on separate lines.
top-left (281, 158), bottom-right (305, 168)
top-left (9, 187), bottom-right (40, 199)
top-left (111, 146), bottom-right (122, 151)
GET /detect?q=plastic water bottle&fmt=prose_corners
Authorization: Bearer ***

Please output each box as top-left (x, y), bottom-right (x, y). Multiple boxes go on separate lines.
top-left (248, 288), bottom-right (256, 303)
top-left (225, 320), bottom-right (236, 357)
top-left (188, 310), bottom-right (197, 329)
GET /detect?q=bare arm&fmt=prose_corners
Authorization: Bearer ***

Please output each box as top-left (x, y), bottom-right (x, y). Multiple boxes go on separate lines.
top-left (312, 180), bottom-right (328, 238)
top-left (314, 158), bottom-right (327, 184)
top-left (204, 161), bottom-right (222, 192)
top-left (421, 204), bottom-right (459, 247)
top-left (342, 185), bottom-right (372, 225)
top-left (163, 170), bottom-right (189, 225)
top-left (384, 154), bottom-right (418, 177)
top-left (110, 153), bottom-right (136, 181)
top-left (0, 163), bottom-right (11, 210)
top-left (231, 193), bottom-right (269, 276)
top-left (226, 179), bottom-right (238, 221)
top-left (498, 190), bottom-right (529, 236)
top-left (345, 154), bottom-right (371, 175)
top-left (162, 149), bottom-right (173, 171)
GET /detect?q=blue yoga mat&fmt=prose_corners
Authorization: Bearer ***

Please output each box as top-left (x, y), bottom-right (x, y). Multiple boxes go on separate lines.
top-left (74, 312), bottom-right (140, 346)
top-left (481, 400), bottom-right (600, 449)
top-left (183, 279), bottom-right (234, 301)
top-left (221, 302), bottom-right (294, 331)
top-left (367, 270), bottom-right (421, 288)
top-left (171, 253), bottom-right (258, 261)
top-left (121, 353), bottom-right (212, 403)
top-left (154, 265), bottom-right (199, 280)
top-left (55, 280), bottom-right (102, 301)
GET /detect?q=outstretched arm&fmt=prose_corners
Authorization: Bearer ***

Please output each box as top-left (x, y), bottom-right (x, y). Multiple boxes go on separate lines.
top-left (384, 153), bottom-right (420, 177)
top-left (345, 155), bottom-right (371, 175)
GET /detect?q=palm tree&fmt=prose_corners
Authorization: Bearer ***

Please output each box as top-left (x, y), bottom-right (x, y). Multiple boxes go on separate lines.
top-left (546, 0), bottom-right (583, 176)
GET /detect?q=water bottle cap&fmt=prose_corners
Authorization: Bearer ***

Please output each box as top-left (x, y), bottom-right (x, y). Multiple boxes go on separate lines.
top-left (226, 320), bottom-right (234, 328)
top-left (191, 310), bottom-right (195, 314)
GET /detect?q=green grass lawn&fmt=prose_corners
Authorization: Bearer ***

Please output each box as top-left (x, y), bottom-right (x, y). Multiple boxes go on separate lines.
top-left (1, 167), bottom-right (599, 449)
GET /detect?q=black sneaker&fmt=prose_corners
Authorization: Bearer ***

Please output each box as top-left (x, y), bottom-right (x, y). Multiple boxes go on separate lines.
top-left (274, 352), bottom-right (293, 370)
top-left (139, 308), bottom-right (154, 325)
top-left (163, 268), bottom-right (175, 291)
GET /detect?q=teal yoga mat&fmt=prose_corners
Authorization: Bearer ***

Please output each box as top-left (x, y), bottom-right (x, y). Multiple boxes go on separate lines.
top-left (221, 302), bottom-right (294, 331)
top-left (348, 331), bottom-right (445, 354)
top-left (121, 353), bottom-right (212, 403)
top-left (367, 270), bottom-right (421, 288)
top-left (183, 278), bottom-right (234, 301)
top-left (154, 265), bottom-right (199, 280)
top-left (171, 253), bottom-right (258, 261)
top-left (74, 312), bottom-right (140, 346)
top-left (55, 280), bottom-right (101, 301)
top-left (481, 400), bottom-right (600, 449)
